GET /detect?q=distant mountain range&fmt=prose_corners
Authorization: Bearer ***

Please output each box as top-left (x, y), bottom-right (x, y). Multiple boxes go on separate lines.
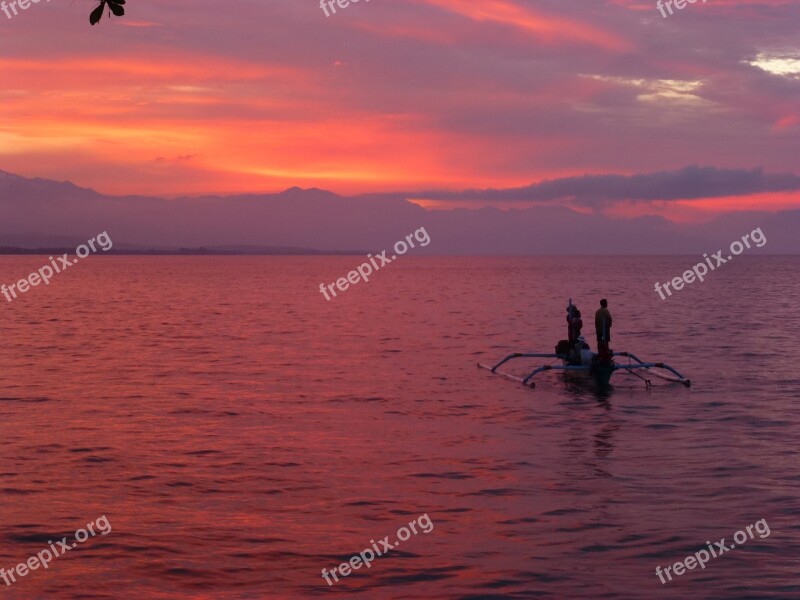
top-left (0, 169), bottom-right (797, 254)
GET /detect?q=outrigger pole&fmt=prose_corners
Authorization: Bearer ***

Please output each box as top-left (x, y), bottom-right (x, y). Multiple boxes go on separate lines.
top-left (478, 351), bottom-right (691, 388)
top-left (612, 352), bottom-right (691, 386)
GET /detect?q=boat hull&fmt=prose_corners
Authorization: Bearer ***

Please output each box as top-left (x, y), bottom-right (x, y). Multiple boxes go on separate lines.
top-left (561, 359), bottom-right (614, 387)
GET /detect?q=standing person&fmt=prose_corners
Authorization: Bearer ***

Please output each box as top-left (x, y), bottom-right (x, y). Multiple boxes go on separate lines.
top-left (572, 309), bottom-right (583, 340)
top-left (565, 303), bottom-right (584, 363)
top-left (566, 304), bottom-right (576, 345)
top-left (595, 299), bottom-right (612, 357)
top-left (566, 303), bottom-right (582, 343)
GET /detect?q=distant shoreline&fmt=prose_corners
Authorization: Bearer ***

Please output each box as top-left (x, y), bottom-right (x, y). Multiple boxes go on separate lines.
top-left (0, 248), bottom-right (794, 257)
top-left (0, 247), bottom-right (367, 256)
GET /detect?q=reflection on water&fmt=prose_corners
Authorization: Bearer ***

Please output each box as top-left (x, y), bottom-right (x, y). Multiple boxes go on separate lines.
top-left (0, 255), bottom-right (798, 599)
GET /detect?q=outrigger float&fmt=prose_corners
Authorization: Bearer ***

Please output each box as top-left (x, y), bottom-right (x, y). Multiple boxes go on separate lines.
top-left (478, 350), bottom-right (691, 389)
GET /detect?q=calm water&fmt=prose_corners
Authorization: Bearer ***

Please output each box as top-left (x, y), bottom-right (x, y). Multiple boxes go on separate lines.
top-left (0, 256), bottom-right (798, 599)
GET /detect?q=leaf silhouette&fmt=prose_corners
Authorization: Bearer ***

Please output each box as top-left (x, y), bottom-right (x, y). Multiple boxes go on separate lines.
top-left (108, 0), bottom-right (125, 16)
top-left (90, 0), bottom-right (126, 25)
top-left (89, 2), bottom-right (105, 25)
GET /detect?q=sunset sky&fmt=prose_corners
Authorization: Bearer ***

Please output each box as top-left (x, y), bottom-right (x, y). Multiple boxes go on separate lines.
top-left (1, 0), bottom-right (798, 221)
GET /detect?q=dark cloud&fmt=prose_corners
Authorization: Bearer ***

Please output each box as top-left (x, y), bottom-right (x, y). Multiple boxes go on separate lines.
top-left (410, 166), bottom-right (800, 205)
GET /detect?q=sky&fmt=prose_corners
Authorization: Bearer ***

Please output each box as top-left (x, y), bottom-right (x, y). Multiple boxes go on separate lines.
top-left (0, 0), bottom-right (799, 223)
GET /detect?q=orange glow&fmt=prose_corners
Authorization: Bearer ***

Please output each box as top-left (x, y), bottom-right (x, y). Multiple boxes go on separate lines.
top-left (416, 0), bottom-right (632, 51)
top-left (604, 192), bottom-right (800, 223)
top-left (0, 53), bottom-right (450, 195)
top-left (773, 115), bottom-right (800, 131)
top-left (0, 51), bottom-right (582, 196)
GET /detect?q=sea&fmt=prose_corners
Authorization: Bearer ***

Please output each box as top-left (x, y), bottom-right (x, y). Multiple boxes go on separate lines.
top-left (0, 255), bottom-right (798, 599)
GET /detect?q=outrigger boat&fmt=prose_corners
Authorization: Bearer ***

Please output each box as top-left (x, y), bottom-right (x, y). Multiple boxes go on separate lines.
top-left (478, 300), bottom-right (691, 389)
top-left (478, 350), bottom-right (691, 389)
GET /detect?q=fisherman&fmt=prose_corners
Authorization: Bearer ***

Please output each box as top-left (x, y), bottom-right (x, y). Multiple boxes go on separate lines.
top-left (595, 299), bottom-right (612, 358)
top-left (566, 304), bottom-right (583, 344)
top-left (566, 305), bottom-right (576, 345)
top-left (565, 304), bottom-right (585, 363)
top-left (572, 309), bottom-right (584, 341)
